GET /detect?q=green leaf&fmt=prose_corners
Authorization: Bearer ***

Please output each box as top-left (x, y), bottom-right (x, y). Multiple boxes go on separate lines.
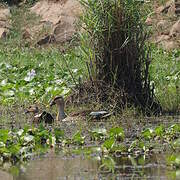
top-left (102, 138), bottom-right (115, 151)
top-left (99, 156), bottom-right (116, 173)
top-left (72, 131), bottom-right (85, 145)
top-left (155, 125), bottom-right (164, 137)
top-left (0, 129), bottom-right (9, 143)
top-left (141, 128), bottom-right (153, 140)
top-left (109, 127), bottom-right (124, 140)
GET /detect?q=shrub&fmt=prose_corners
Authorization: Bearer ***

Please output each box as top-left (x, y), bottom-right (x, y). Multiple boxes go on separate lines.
top-left (79, 0), bottom-right (161, 114)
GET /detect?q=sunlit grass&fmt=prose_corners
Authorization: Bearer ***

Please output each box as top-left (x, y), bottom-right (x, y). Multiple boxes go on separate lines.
top-left (150, 47), bottom-right (180, 112)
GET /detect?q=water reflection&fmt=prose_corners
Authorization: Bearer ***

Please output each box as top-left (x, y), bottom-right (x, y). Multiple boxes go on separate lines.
top-left (0, 170), bottom-right (13, 180)
top-left (6, 151), bottom-right (177, 180)
top-left (14, 150), bottom-right (99, 180)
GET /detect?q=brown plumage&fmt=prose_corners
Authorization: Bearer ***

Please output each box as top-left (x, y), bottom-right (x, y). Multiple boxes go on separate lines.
top-left (25, 105), bottom-right (54, 124)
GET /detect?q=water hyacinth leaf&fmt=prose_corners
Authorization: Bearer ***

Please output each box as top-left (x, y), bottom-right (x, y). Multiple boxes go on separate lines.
top-left (137, 155), bottom-right (146, 165)
top-left (0, 129), bottom-right (9, 143)
top-left (155, 125), bottom-right (164, 137)
top-left (17, 129), bottom-right (24, 136)
top-left (173, 138), bottom-right (180, 148)
top-left (90, 128), bottom-right (107, 140)
top-left (23, 135), bottom-right (34, 144)
top-left (91, 147), bottom-right (102, 153)
top-left (109, 127), bottom-right (125, 140)
top-left (8, 144), bottom-right (20, 155)
top-left (3, 90), bottom-right (15, 97)
top-left (139, 141), bottom-right (145, 150)
top-left (169, 124), bottom-right (180, 133)
top-left (54, 128), bottom-right (64, 141)
top-left (99, 156), bottom-right (116, 173)
top-left (175, 156), bottom-right (180, 167)
top-left (91, 128), bottom-right (107, 135)
top-left (0, 79), bottom-right (8, 86)
top-left (0, 142), bottom-right (5, 148)
top-left (24, 69), bottom-right (36, 82)
top-left (72, 131), bottom-right (85, 145)
top-left (102, 138), bottom-right (115, 151)
top-left (9, 166), bottom-right (20, 177)
top-left (141, 128), bottom-right (154, 140)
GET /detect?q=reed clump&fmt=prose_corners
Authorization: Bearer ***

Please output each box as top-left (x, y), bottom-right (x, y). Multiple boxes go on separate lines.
top-left (79, 0), bottom-right (161, 114)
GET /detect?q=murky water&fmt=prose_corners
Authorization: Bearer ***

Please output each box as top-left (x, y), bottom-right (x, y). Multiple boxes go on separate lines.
top-left (0, 150), bottom-right (178, 180)
top-left (0, 112), bottom-right (180, 180)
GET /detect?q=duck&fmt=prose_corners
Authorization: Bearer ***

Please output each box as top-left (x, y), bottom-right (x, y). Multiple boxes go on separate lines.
top-left (25, 105), bottom-right (54, 124)
top-left (50, 96), bottom-right (112, 122)
top-left (50, 96), bottom-right (67, 121)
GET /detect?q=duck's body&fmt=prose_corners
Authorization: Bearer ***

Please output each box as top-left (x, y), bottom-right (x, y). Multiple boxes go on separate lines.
top-left (34, 111), bottom-right (54, 124)
top-left (50, 96), bottom-right (67, 121)
top-left (25, 105), bottom-right (54, 124)
top-left (50, 96), bottom-right (112, 122)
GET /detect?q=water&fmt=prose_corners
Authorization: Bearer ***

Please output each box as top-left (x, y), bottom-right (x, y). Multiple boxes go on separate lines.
top-left (0, 113), bottom-right (180, 180)
top-left (0, 150), bottom-right (178, 180)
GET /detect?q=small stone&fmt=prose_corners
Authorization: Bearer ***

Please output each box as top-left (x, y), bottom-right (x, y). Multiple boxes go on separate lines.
top-left (160, 41), bottom-right (179, 50)
top-left (0, 28), bottom-right (8, 38)
top-left (156, 0), bottom-right (174, 14)
top-left (157, 20), bottom-right (169, 30)
top-left (22, 29), bottom-right (32, 40)
top-left (170, 20), bottom-right (180, 37)
top-left (145, 17), bottom-right (153, 26)
top-left (156, 35), bottom-right (171, 43)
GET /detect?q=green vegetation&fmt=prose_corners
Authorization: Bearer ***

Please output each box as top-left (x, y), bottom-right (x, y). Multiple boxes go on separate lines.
top-left (79, 0), bottom-right (160, 114)
top-left (150, 48), bottom-right (180, 112)
top-left (0, 1), bottom-right (179, 112)
top-left (0, 0), bottom-right (179, 178)
top-left (0, 48), bottom-right (86, 105)
top-left (1, 124), bottom-right (180, 172)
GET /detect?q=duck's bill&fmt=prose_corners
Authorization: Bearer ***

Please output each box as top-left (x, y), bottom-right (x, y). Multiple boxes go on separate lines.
top-left (50, 100), bottom-right (55, 106)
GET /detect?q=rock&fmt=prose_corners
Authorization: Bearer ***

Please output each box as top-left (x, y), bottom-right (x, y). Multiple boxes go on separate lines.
top-left (53, 16), bottom-right (76, 43)
top-left (145, 17), bottom-right (153, 26)
top-left (0, 8), bottom-right (10, 21)
top-left (156, 0), bottom-right (174, 14)
top-left (30, 0), bottom-right (82, 45)
top-left (156, 0), bottom-right (180, 16)
top-left (160, 41), bottom-right (179, 50)
top-left (156, 35), bottom-right (171, 43)
top-left (157, 20), bottom-right (169, 30)
top-left (169, 19), bottom-right (180, 37)
top-left (0, 8), bottom-right (10, 38)
top-left (0, 28), bottom-right (8, 38)
top-left (22, 28), bottom-right (32, 40)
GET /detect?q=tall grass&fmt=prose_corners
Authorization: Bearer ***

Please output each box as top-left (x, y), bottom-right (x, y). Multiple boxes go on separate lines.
top-left (150, 48), bottom-right (180, 113)
top-left (79, 0), bottom-right (161, 114)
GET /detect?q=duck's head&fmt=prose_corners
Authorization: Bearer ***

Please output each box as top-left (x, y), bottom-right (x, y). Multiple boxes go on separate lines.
top-left (50, 96), bottom-right (65, 107)
top-left (25, 105), bottom-right (39, 114)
